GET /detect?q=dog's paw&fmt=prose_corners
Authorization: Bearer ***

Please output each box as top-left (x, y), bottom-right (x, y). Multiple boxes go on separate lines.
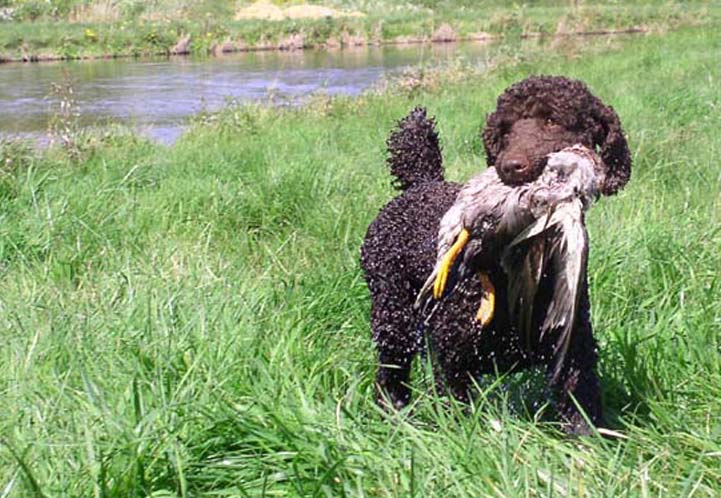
top-left (375, 381), bottom-right (411, 411)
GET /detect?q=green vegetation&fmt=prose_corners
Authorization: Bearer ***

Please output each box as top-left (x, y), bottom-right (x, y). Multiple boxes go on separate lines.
top-left (0, 0), bottom-right (719, 61)
top-left (2, 23), bottom-right (721, 497)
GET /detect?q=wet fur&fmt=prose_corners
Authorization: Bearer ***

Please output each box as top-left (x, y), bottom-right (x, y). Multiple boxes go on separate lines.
top-left (360, 76), bottom-right (631, 433)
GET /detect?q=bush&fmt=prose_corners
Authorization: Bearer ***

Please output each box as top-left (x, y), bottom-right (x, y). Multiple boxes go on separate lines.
top-left (10, 0), bottom-right (78, 20)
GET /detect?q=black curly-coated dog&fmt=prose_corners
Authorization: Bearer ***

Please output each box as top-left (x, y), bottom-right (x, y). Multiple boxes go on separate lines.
top-left (360, 75), bottom-right (631, 434)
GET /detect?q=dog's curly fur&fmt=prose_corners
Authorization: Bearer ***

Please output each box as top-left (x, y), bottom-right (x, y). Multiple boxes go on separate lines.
top-left (360, 76), bottom-right (631, 433)
top-left (484, 76), bottom-right (631, 194)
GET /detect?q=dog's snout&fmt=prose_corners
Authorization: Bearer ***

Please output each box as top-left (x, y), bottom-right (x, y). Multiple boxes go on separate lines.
top-left (501, 159), bottom-right (528, 179)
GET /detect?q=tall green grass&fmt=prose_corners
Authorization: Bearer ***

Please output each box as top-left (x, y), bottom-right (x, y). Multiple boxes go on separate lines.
top-left (1, 25), bottom-right (721, 496)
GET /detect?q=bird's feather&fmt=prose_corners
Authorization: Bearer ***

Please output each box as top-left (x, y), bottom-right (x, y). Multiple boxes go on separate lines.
top-left (417, 145), bottom-right (602, 377)
top-left (502, 200), bottom-right (588, 379)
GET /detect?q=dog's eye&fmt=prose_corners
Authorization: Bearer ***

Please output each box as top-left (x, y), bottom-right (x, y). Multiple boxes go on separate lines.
top-left (545, 118), bottom-right (556, 127)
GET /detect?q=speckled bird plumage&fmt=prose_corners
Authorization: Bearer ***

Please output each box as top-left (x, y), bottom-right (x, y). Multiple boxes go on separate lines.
top-left (430, 144), bottom-right (603, 280)
top-left (417, 145), bottom-right (603, 379)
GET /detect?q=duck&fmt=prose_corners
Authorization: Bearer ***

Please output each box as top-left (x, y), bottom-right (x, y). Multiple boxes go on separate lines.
top-left (416, 145), bottom-right (604, 362)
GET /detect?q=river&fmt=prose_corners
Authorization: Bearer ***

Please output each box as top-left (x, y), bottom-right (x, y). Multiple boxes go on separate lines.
top-left (0, 41), bottom-right (499, 144)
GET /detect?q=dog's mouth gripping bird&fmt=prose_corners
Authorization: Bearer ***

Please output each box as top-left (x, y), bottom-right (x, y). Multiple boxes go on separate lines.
top-left (417, 145), bottom-right (604, 375)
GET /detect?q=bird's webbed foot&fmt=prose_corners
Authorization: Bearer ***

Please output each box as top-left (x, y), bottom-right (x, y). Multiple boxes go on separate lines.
top-left (476, 272), bottom-right (496, 327)
top-left (431, 228), bottom-right (496, 328)
top-left (433, 228), bottom-right (470, 298)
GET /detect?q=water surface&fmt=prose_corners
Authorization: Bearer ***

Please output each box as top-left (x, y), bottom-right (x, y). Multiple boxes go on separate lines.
top-left (0, 42), bottom-right (497, 143)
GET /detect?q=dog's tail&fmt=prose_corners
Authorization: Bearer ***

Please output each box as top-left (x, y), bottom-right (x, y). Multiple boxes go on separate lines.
top-left (386, 107), bottom-right (444, 191)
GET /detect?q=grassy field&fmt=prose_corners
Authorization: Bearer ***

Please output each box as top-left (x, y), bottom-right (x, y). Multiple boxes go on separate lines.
top-left (1, 22), bottom-right (721, 497)
top-left (0, 0), bottom-right (719, 61)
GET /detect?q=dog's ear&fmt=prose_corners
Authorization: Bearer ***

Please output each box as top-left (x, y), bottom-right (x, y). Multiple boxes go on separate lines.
top-left (482, 111), bottom-right (505, 168)
top-left (595, 103), bottom-right (631, 195)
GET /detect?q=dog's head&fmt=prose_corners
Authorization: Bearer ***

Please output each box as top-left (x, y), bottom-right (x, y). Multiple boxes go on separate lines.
top-left (482, 75), bottom-right (631, 195)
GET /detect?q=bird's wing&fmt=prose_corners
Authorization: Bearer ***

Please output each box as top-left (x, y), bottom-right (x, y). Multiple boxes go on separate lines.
top-left (503, 236), bottom-right (547, 349)
top-left (542, 201), bottom-right (587, 382)
top-left (501, 199), bottom-right (587, 376)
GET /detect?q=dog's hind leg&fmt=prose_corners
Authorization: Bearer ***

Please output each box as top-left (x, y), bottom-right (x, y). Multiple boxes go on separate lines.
top-left (368, 276), bottom-right (420, 410)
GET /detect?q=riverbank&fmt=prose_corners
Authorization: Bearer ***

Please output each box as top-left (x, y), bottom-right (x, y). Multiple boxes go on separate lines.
top-left (0, 0), bottom-right (718, 63)
top-left (2, 24), bottom-right (721, 496)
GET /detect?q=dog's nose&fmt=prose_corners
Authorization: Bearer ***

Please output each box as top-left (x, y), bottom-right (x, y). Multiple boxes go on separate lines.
top-left (501, 159), bottom-right (528, 180)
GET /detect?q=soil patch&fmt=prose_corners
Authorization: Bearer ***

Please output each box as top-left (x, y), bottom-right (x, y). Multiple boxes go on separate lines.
top-left (235, 2), bottom-right (364, 21)
top-left (431, 23), bottom-right (458, 43)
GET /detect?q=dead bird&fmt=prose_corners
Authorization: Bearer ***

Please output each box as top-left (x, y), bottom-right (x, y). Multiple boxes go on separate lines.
top-left (417, 145), bottom-right (604, 377)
